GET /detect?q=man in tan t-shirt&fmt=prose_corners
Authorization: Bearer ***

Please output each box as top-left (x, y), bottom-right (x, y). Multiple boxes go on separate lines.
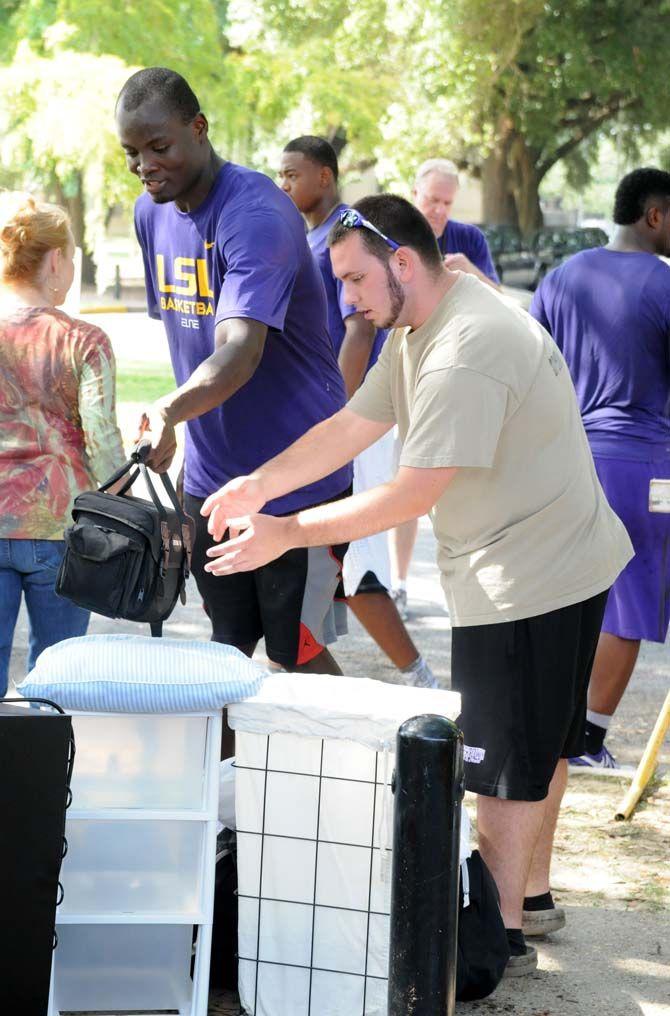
top-left (200, 195), bottom-right (633, 975)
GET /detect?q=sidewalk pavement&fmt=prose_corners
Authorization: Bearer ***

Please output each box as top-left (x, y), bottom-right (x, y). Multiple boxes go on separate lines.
top-left (78, 283), bottom-right (148, 314)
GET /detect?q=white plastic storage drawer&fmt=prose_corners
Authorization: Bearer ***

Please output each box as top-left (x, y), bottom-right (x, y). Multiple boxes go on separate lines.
top-left (53, 923), bottom-right (194, 1012)
top-left (60, 820), bottom-right (204, 915)
top-left (68, 713), bottom-right (208, 809)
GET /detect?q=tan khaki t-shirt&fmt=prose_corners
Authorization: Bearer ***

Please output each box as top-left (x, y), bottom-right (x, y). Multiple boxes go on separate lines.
top-left (348, 273), bottom-right (633, 626)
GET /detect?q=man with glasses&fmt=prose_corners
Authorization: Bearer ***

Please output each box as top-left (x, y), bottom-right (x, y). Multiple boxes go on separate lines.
top-left (279, 135), bottom-right (436, 688)
top-left (115, 67), bottom-right (351, 676)
top-left (390, 159), bottom-right (502, 620)
top-left (201, 195), bottom-right (632, 975)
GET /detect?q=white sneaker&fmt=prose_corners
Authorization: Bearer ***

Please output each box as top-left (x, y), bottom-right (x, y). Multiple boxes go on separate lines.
top-left (402, 657), bottom-right (438, 689)
top-left (391, 587), bottom-right (409, 620)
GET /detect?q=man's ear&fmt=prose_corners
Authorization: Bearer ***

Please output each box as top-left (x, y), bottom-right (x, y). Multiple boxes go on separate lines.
top-left (321, 166), bottom-right (334, 190)
top-left (392, 247), bottom-right (414, 281)
top-left (192, 113), bottom-right (209, 143)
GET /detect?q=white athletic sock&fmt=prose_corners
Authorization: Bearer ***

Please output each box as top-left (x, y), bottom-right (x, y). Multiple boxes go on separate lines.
top-left (395, 579), bottom-right (407, 592)
top-left (401, 655), bottom-right (423, 675)
top-left (400, 655), bottom-right (438, 689)
top-left (586, 709), bottom-right (612, 730)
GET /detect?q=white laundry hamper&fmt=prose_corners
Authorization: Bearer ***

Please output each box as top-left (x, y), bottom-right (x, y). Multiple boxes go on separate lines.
top-left (228, 674), bottom-right (462, 1016)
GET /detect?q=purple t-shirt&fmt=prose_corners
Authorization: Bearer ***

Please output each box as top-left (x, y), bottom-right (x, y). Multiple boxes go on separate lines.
top-left (438, 220), bottom-right (500, 284)
top-left (134, 163), bottom-right (351, 512)
top-left (307, 203), bottom-right (386, 370)
top-left (531, 248), bottom-right (670, 460)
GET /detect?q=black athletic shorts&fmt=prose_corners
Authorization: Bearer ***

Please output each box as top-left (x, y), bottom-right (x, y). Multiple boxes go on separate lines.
top-left (450, 589), bottom-right (608, 802)
top-left (184, 491), bottom-right (349, 670)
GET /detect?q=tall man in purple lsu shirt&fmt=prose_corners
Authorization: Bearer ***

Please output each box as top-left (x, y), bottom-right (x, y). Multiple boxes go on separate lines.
top-left (531, 167), bottom-right (670, 770)
top-left (115, 67), bottom-right (351, 675)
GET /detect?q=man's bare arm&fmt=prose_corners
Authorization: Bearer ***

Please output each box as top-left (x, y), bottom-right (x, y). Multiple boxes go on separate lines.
top-left (338, 312), bottom-right (377, 398)
top-left (205, 464), bottom-right (457, 575)
top-left (201, 407), bottom-right (393, 539)
top-left (140, 318), bottom-right (267, 471)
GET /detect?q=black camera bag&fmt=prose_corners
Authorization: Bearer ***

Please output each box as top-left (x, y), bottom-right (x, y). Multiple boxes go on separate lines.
top-left (456, 850), bottom-right (510, 1000)
top-left (55, 442), bottom-right (195, 636)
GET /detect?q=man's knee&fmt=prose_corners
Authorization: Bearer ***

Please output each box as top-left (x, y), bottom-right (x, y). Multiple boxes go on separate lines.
top-left (290, 647), bottom-right (342, 675)
top-left (211, 636), bottom-right (258, 659)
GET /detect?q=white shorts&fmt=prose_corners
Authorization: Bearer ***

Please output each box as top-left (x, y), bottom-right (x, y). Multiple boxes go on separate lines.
top-left (342, 429), bottom-right (395, 596)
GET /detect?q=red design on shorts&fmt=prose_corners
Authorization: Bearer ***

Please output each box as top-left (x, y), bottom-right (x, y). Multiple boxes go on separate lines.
top-left (297, 622), bottom-right (323, 666)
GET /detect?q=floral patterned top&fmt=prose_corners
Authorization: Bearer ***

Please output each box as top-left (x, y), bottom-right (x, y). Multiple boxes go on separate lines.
top-left (0, 306), bottom-right (126, 540)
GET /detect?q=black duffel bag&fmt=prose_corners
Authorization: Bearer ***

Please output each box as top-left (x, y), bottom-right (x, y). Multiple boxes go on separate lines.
top-left (457, 849), bottom-right (510, 1000)
top-left (56, 441), bottom-right (195, 636)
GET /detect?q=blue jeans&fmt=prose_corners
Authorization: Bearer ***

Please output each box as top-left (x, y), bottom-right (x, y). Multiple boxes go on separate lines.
top-left (0, 539), bottom-right (90, 696)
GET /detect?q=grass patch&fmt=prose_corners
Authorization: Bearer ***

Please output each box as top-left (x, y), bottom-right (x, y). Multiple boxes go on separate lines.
top-left (632, 878), bottom-right (669, 912)
top-left (116, 361), bottom-right (174, 403)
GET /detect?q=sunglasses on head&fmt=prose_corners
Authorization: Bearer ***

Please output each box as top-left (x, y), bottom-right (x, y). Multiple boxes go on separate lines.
top-left (338, 208), bottom-right (400, 250)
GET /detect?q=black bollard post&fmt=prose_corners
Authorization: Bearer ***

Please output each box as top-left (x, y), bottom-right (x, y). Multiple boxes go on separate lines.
top-left (388, 714), bottom-right (464, 1016)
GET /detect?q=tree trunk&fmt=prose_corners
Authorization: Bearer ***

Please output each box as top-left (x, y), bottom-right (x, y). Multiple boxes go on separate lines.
top-left (480, 118), bottom-right (544, 236)
top-left (327, 125), bottom-right (348, 158)
top-left (55, 173), bottom-right (96, 285)
top-left (481, 133), bottom-right (518, 226)
top-left (508, 133), bottom-right (543, 237)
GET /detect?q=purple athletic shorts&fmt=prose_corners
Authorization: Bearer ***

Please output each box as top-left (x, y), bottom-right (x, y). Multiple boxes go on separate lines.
top-left (594, 454), bottom-right (670, 642)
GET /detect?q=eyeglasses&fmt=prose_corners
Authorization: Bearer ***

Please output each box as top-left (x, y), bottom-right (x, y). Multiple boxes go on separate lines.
top-left (338, 208), bottom-right (400, 250)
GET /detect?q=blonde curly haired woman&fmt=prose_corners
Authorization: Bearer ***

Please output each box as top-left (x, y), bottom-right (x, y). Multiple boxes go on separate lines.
top-left (0, 192), bottom-right (125, 694)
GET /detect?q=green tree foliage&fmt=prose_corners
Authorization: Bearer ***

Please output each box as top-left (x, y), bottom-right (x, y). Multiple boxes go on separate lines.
top-left (2, 0), bottom-right (669, 264)
top-left (0, 1), bottom-right (232, 278)
top-left (0, 42), bottom-right (137, 279)
top-left (384, 0), bottom-right (670, 231)
top-left (223, 0), bottom-right (395, 165)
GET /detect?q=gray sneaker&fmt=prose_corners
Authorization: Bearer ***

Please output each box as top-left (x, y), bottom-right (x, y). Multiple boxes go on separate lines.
top-left (523, 906), bottom-right (566, 937)
top-left (504, 944), bottom-right (538, 977)
top-left (391, 587), bottom-right (409, 620)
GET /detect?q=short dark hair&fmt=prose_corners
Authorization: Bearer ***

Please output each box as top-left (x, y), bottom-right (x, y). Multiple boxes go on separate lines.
top-left (283, 136), bottom-right (339, 181)
top-left (116, 67), bottom-right (200, 123)
top-left (328, 194), bottom-right (443, 271)
top-left (613, 167), bottom-right (670, 225)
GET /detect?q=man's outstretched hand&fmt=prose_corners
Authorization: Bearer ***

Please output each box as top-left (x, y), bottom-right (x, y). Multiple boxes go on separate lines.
top-left (201, 475), bottom-right (267, 541)
top-left (204, 514), bottom-right (292, 575)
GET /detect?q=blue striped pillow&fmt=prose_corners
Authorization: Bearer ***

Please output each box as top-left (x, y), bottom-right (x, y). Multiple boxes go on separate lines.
top-left (17, 634), bottom-right (266, 713)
